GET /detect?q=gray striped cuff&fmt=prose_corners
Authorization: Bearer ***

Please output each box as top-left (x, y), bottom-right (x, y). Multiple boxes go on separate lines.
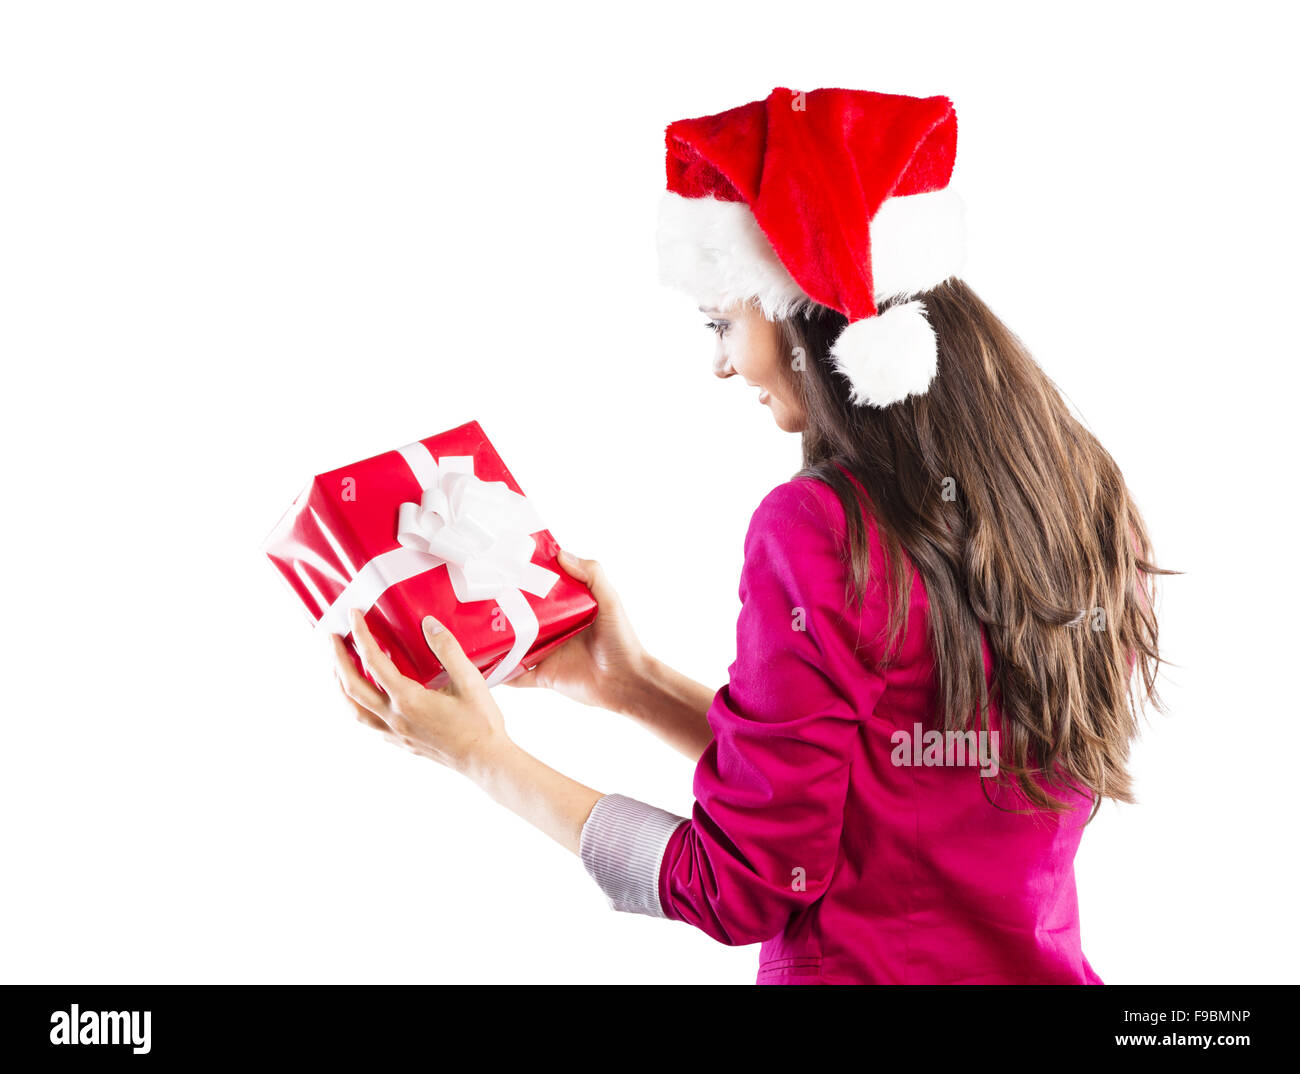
top-left (579, 793), bottom-right (689, 918)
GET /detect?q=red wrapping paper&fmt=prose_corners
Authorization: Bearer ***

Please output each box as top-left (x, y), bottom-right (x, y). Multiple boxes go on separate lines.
top-left (264, 421), bottom-right (597, 688)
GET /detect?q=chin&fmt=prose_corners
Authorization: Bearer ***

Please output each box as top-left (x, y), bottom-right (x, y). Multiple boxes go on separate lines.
top-left (771, 406), bottom-right (806, 434)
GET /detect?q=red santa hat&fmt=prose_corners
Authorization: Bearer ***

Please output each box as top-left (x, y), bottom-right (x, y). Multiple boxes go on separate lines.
top-left (657, 86), bottom-right (964, 407)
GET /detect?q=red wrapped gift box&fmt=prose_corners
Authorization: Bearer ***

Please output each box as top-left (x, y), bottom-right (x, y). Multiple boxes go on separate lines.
top-left (264, 421), bottom-right (597, 688)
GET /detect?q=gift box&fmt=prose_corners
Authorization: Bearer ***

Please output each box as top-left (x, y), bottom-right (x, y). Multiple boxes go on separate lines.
top-left (264, 421), bottom-right (597, 688)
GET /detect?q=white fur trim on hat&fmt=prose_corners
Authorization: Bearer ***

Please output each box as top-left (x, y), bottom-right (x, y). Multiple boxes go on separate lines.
top-left (869, 187), bottom-right (966, 301)
top-left (830, 300), bottom-right (938, 408)
top-left (656, 193), bottom-right (809, 319)
top-left (656, 187), bottom-right (965, 315)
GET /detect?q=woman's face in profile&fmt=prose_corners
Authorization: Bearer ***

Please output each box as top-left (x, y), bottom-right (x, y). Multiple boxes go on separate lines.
top-left (701, 301), bottom-right (807, 433)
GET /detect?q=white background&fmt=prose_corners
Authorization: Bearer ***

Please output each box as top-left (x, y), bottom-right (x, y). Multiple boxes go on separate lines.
top-left (2, 1), bottom-right (1296, 984)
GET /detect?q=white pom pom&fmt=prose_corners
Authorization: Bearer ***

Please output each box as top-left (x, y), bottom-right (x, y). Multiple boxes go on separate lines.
top-left (829, 301), bottom-right (938, 407)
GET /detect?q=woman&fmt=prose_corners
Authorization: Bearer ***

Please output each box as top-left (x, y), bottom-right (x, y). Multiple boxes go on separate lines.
top-left (331, 87), bottom-right (1163, 984)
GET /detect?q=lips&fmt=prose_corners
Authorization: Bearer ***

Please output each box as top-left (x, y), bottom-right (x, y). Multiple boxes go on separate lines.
top-left (740, 376), bottom-right (770, 405)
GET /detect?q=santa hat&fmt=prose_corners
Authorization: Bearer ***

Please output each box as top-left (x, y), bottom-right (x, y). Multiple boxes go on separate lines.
top-left (657, 87), bottom-right (964, 407)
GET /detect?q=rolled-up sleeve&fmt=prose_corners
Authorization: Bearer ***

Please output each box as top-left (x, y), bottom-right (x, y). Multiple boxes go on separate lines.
top-left (579, 480), bottom-right (886, 945)
top-left (579, 794), bottom-right (688, 916)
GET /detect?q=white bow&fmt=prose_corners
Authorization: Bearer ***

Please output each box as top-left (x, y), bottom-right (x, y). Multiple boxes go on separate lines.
top-left (315, 445), bottom-right (560, 688)
top-left (394, 455), bottom-right (558, 603)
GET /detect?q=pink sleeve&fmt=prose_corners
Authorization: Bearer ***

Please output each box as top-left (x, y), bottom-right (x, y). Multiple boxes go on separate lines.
top-left (656, 480), bottom-right (886, 946)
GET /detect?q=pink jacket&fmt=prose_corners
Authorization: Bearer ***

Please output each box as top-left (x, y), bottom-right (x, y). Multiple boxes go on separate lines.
top-left (647, 477), bottom-right (1102, 984)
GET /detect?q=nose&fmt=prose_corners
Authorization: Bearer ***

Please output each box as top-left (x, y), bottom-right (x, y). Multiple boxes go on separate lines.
top-left (712, 352), bottom-right (735, 379)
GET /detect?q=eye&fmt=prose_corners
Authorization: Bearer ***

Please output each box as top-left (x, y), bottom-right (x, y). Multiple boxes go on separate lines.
top-left (704, 320), bottom-right (730, 338)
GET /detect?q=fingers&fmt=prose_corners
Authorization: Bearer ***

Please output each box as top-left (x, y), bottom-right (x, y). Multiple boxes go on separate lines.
top-left (558, 549), bottom-right (615, 605)
top-left (348, 608), bottom-right (416, 701)
top-left (339, 682), bottom-right (420, 756)
top-left (336, 678), bottom-right (392, 733)
top-left (556, 548), bottom-right (594, 584)
top-left (421, 615), bottom-right (484, 692)
top-left (331, 633), bottom-right (390, 715)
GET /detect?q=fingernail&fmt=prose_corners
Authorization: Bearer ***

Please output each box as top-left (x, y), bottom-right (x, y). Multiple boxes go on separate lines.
top-left (423, 615), bottom-right (445, 635)
top-left (558, 549), bottom-right (575, 565)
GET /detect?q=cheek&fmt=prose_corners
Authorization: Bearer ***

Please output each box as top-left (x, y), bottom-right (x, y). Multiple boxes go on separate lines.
top-left (723, 337), bottom-right (754, 379)
top-left (771, 354), bottom-right (809, 426)
top-left (728, 328), bottom-right (781, 384)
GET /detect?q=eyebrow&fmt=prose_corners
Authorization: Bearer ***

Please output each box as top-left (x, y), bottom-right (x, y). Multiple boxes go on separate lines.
top-left (698, 305), bottom-right (724, 315)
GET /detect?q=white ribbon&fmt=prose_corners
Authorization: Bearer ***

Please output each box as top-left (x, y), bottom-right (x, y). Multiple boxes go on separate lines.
top-left (315, 442), bottom-right (559, 687)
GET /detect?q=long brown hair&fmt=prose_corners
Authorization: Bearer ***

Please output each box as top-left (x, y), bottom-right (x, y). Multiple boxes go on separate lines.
top-left (783, 278), bottom-right (1167, 817)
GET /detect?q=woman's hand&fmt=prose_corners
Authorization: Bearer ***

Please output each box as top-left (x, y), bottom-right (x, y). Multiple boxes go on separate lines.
top-left (331, 607), bottom-right (510, 777)
top-left (331, 605), bottom-right (604, 854)
top-left (507, 550), bottom-right (650, 714)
